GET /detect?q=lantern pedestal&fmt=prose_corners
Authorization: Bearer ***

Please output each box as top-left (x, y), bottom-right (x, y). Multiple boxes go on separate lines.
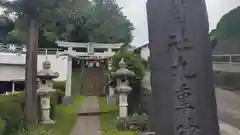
top-left (116, 83), bottom-right (132, 118)
top-left (39, 95), bottom-right (55, 124)
top-left (38, 90), bottom-right (56, 124)
top-left (119, 93), bottom-right (128, 118)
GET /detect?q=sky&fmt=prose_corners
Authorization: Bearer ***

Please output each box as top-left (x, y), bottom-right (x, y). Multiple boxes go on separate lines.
top-left (1, 0), bottom-right (240, 47)
top-left (116, 0), bottom-right (240, 46)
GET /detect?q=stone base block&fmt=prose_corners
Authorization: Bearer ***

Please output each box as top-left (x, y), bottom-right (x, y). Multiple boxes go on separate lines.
top-left (40, 120), bottom-right (55, 124)
top-left (138, 132), bottom-right (155, 135)
top-left (62, 96), bottom-right (73, 106)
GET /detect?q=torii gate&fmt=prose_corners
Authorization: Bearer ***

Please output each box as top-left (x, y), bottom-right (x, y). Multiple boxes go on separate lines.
top-left (56, 41), bottom-right (123, 105)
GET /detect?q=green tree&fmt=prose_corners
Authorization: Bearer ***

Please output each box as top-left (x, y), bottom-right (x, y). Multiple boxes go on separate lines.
top-left (0, 0), bottom-right (67, 124)
top-left (111, 51), bottom-right (145, 81)
top-left (55, 0), bottom-right (134, 44)
top-left (211, 6), bottom-right (240, 41)
top-left (4, 0), bottom-right (134, 47)
top-left (86, 0), bottom-right (134, 44)
top-left (0, 15), bottom-right (14, 43)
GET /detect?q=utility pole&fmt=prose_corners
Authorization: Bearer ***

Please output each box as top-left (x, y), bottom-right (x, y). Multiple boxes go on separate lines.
top-left (24, 0), bottom-right (39, 125)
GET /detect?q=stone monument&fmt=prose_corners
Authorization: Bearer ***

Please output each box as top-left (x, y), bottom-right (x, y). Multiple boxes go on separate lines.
top-left (146, 0), bottom-right (220, 135)
top-left (112, 58), bottom-right (134, 117)
top-left (37, 60), bottom-right (59, 124)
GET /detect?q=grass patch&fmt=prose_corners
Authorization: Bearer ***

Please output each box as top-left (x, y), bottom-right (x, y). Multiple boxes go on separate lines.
top-left (99, 97), bottom-right (137, 135)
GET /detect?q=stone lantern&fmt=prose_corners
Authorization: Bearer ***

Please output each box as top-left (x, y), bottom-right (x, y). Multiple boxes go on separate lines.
top-left (112, 58), bottom-right (134, 118)
top-left (37, 60), bottom-right (59, 124)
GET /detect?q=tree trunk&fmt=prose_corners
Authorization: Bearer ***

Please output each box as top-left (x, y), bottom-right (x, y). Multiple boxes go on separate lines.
top-left (25, 18), bottom-right (39, 125)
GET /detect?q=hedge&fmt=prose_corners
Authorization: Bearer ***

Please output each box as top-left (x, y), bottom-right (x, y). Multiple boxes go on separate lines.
top-left (0, 120), bottom-right (5, 135)
top-left (0, 92), bottom-right (25, 135)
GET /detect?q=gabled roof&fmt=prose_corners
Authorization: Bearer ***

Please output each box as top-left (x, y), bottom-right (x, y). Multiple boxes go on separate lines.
top-left (134, 43), bottom-right (149, 51)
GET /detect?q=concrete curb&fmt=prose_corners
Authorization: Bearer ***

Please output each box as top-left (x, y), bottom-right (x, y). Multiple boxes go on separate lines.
top-left (219, 121), bottom-right (240, 135)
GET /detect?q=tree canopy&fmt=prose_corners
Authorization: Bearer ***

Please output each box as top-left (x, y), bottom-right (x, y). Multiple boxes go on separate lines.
top-left (1, 0), bottom-right (134, 47)
top-left (0, 16), bottom-right (14, 42)
top-left (111, 49), bottom-right (145, 84)
top-left (210, 6), bottom-right (240, 41)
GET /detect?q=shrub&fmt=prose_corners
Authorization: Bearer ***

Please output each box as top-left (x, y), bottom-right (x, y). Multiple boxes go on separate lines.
top-left (115, 113), bottom-right (149, 132)
top-left (0, 91), bottom-right (58, 134)
top-left (52, 81), bottom-right (65, 93)
top-left (0, 93), bottom-right (25, 135)
top-left (0, 119), bottom-right (5, 135)
top-left (115, 117), bottom-right (127, 131)
top-left (52, 81), bottom-right (66, 104)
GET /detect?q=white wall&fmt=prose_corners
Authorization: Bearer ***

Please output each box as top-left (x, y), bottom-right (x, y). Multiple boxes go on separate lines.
top-left (0, 53), bottom-right (68, 81)
top-left (140, 46), bottom-right (150, 60)
top-left (0, 65), bottom-right (25, 81)
top-left (0, 53), bottom-right (25, 65)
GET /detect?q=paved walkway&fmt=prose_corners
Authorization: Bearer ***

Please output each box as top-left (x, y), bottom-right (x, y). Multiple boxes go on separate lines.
top-left (219, 121), bottom-right (240, 135)
top-left (216, 88), bottom-right (240, 129)
top-left (70, 96), bottom-right (101, 135)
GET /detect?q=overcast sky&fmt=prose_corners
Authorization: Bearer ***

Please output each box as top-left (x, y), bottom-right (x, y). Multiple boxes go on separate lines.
top-left (117, 0), bottom-right (240, 46)
top-left (1, 0), bottom-right (240, 47)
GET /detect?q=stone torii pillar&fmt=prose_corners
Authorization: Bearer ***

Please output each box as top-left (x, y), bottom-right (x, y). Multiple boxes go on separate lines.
top-left (147, 0), bottom-right (220, 135)
top-left (56, 47), bottom-right (77, 105)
